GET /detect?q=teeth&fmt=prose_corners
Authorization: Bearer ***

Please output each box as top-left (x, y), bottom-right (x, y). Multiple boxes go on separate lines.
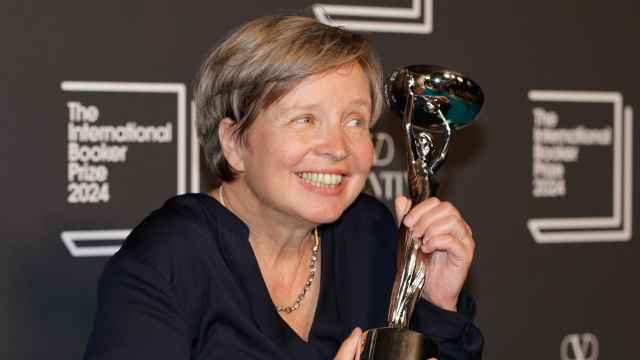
top-left (297, 172), bottom-right (344, 188)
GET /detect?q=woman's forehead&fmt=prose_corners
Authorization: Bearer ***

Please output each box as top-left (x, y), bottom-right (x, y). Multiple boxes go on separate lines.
top-left (273, 65), bottom-right (372, 112)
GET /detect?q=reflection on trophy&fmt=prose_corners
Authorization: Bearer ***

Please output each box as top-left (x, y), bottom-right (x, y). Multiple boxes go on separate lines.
top-left (360, 65), bottom-right (484, 360)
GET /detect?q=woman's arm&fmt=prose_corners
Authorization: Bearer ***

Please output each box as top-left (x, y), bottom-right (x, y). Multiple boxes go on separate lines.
top-left (84, 254), bottom-right (190, 360)
top-left (410, 292), bottom-right (483, 360)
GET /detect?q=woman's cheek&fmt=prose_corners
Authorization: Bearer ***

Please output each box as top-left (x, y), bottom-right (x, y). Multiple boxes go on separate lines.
top-left (354, 135), bottom-right (374, 172)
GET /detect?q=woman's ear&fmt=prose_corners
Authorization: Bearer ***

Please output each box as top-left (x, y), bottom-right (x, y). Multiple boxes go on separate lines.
top-left (218, 117), bottom-right (245, 172)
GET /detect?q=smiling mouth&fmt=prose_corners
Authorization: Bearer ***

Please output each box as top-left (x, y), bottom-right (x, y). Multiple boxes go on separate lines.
top-left (296, 172), bottom-right (344, 188)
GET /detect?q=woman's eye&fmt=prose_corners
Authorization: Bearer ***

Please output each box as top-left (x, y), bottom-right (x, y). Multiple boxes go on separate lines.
top-left (346, 118), bottom-right (365, 128)
top-left (292, 116), bottom-right (313, 126)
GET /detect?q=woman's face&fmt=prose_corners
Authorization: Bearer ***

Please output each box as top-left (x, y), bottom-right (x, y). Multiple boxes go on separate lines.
top-left (234, 63), bottom-right (374, 226)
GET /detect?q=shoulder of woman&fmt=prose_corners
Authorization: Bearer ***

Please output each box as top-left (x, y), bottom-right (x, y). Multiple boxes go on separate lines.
top-left (333, 193), bottom-right (397, 250)
top-left (109, 194), bottom-right (219, 280)
top-left (95, 194), bottom-right (227, 329)
top-left (340, 193), bottom-right (396, 230)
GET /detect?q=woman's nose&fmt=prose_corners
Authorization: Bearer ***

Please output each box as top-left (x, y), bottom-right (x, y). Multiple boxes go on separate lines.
top-left (315, 124), bottom-right (348, 161)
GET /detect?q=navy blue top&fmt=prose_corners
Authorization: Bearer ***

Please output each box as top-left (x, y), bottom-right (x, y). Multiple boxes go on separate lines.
top-left (84, 193), bottom-right (482, 359)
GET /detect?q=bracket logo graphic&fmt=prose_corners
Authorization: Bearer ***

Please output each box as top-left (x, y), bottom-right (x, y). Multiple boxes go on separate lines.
top-left (527, 90), bottom-right (634, 243)
top-left (561, 333), bottom-right (599, 360)
top-left (60, 81), bottom-right (190, 257)
top-left (313, 0), bottom-right (434, 34)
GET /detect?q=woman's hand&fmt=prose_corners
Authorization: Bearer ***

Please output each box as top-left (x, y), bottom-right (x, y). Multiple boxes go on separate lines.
top-left (395, 196), bottom-right (475, 312)
top-left (334, 327), bottom-right (363, 360)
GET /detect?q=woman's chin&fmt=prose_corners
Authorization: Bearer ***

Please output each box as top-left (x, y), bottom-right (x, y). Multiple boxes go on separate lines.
top-left (291, 178), bottom-right (363, 224)
top-left (300, 205), bottom-right (346, 225)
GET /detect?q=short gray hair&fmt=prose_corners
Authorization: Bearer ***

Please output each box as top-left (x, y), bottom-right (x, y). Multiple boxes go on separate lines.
top-left (193, 15), bottom-right (384, 184)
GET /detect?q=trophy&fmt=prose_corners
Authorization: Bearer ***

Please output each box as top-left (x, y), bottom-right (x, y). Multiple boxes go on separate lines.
top-left (360, 65), bottom-right (484, 359)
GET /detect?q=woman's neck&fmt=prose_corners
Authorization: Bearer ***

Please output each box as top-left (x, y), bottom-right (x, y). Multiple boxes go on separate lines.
top-left (213, 182), bottom-right (321, 340)
top-left (212, 182), bottom-right (315, 267)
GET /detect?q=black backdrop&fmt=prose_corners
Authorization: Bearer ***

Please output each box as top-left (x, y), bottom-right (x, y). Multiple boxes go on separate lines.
top-left (3, 1), bottom-right (639, 359)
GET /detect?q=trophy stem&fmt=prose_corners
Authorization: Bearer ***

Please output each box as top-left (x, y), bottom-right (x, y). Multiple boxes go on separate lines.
top-left (387, 224), bottom-right (427, 328)
top-left (387, 97), bottom-right (457, 329)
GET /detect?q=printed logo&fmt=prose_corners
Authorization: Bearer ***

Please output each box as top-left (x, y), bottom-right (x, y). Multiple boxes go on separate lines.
top-left (368, 131), bottom-right (406, 202)
top-left (60, 81), bottom-right (193, 257)
top-left (561, 333), bottom-right (599, 360)
top-left (314, 0), bottom-right (434, 34)
top-left (527, 90), bottom-right (634, 243)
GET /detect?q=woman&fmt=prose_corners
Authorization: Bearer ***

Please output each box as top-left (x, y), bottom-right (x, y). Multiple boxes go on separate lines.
top-left (84, 15), bottom-right (482, 360)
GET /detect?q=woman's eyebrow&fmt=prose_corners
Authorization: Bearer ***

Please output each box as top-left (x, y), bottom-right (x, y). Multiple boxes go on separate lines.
top-left (280, 102), bottom-right (322, 113)
top-left (278, 98), bottom-right (371, 116)
top-left (275, 103), bottom-right (322, 118)
top-left (348, 98), bottom-right (372, 109)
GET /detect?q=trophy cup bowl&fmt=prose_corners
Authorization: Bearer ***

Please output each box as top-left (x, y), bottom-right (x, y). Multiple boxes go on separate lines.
top-left (386, 65), bottom-right (484, 131)
top-left (360, 65), bottom-right (483, 360)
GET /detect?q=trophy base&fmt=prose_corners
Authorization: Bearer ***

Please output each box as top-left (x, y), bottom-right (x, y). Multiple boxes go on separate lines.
top-left (359, 327), bottom-right (438, 360)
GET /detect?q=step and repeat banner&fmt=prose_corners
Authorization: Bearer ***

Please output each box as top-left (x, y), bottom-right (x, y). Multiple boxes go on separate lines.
top-left (3, 1), bottom-right (638, 359)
